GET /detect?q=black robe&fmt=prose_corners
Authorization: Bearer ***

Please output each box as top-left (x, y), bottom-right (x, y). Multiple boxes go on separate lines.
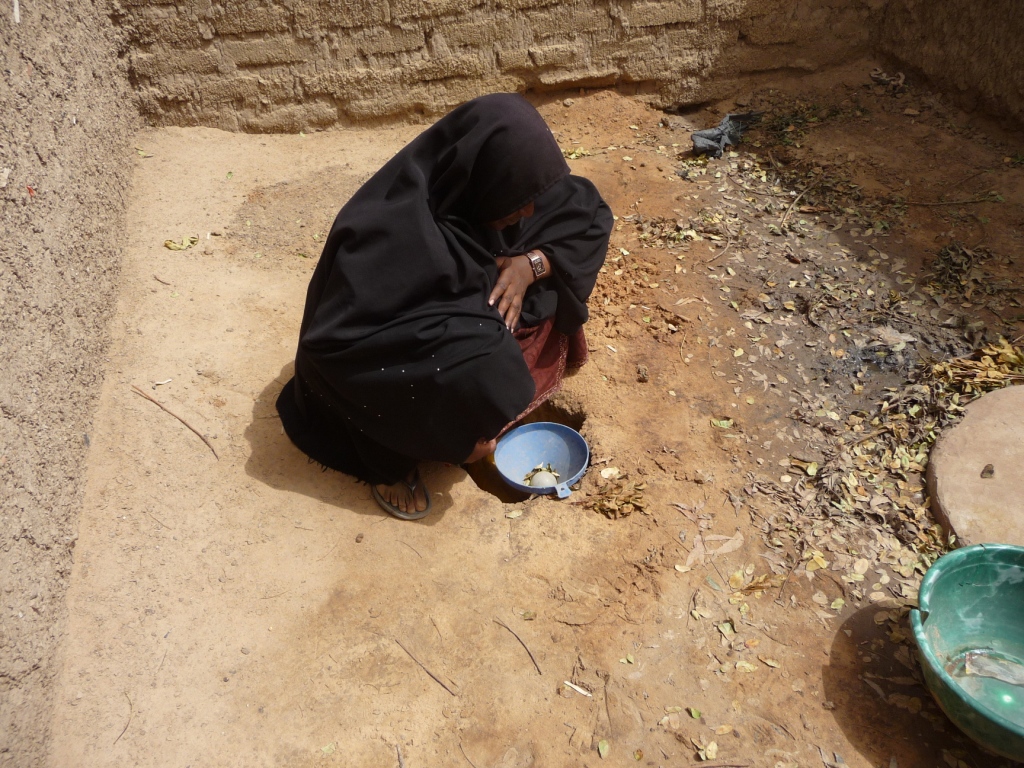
top-left (277, 93), bottom-right (612, 484)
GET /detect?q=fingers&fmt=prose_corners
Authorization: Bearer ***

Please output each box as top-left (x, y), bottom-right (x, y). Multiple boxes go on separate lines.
top-left (505, 299), bottom-right (521, 331)
top-left (489, 257), bottom-right (516, 306)
top-left (496, 286), bottom-right (513, 316)
top-left (489, 256), bottom-right (527, 327)
top-left (492, 275), bottom-right (518, 320)
top-left (498, 290), bottom-right (522, 329)
top-left (489, 278), bottom-right (507, 307)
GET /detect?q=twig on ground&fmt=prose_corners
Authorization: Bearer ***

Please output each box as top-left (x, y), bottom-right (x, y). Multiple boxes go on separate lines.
top-left (493, 618), bottom-right (543, 675)
top-left (776, 558), bottom-right (799, 605)
top-left (907, 194), bottom-right (1000, 207)
top-left (780, 182), bottom-right (819, 229)
top-left (749, 621), bottom-right (792, 647)
top-left (819, 568), bottom-right (849, 598)
top-left (144, 508), bottom-right (173, 530)
top-left (153, 274), bottom-right (171, 286)
top-left (399, 540), bottom-right (423, 558)
top-left (396, 744), bottom-right (406, 768)
top-left (726, 174), bottom-right (784, 198)
top-left (706, 549), bottom-right (730, 590)
top-left (939, 167), bottom-right (992, 194)
top-left (459, 742), bottom-right (481, 768)
top-left (562, 680), bottom-right (592, 697)
top-left (316, 536), bottom-right (343, 562)
top-left (703, 238), bottom-right (734, 265)
top-left (395, 639), bottom-right (458, 696)
top-left (130, 385), bottom-right (218, 459)
top-left (847, 427), bottom-right (890, 447)
top-left (112, 692), bottom-right (133, 746)
top-left (601, 672), bottom-right (612, 729)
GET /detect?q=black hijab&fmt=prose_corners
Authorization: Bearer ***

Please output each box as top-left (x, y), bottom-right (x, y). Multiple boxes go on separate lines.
top-left (278, 93), bottom-right (611, 483)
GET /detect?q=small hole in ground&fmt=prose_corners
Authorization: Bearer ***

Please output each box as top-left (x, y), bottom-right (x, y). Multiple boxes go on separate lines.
top-left (465, 396), bottom-right (587, 503)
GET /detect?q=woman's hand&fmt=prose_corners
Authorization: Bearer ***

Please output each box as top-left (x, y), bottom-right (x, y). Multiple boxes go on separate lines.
top-left (488, 251), bottom-right (549, 330)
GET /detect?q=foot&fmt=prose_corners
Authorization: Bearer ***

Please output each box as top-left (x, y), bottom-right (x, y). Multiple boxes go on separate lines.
top-left (465, 438), bottom-right (497, 464)
top-left (375, 470), bottom-right (429, 516)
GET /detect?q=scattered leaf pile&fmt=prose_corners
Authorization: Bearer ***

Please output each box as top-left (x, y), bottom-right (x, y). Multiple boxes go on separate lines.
top-left (562, 146), bottom-right (592, 160)
top-left (927, 242), bottom-right (1007, 300)
top-left (583, 475), bottom-right (647, 519)
top-left (814, 339), bottom-right (1024, 555)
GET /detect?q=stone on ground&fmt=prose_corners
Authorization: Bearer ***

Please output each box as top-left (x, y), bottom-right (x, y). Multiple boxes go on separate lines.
top-left (927, 385), bottom-right (1024, 547)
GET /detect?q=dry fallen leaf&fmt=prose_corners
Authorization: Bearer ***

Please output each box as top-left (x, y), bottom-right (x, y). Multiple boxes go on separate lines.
top-left (164, 235), bottom-right (199, 251)
top-left (806, 552), bottom-right (828, 572)
top-left (709, 531), bottom-right (744, 556)
top-left (728, 570), bottom-right (745, 590)
top-left (868, 325), bottom-right (917, 347)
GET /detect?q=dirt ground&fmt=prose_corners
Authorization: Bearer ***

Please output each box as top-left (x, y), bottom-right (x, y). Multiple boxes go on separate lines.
top-left (48, 64), bottom-right (1024, 767)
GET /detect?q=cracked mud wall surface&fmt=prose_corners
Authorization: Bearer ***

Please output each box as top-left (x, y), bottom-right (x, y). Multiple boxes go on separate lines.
top-left (0, 2), bottom-right (134, 766)
top-left (116, 0), bottom-right (883, 131)
top-left (880, 0), bottom-right (1024, 126)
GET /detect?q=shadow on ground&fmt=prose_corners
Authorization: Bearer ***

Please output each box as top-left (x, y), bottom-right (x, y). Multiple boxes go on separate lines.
top-left (243, 363), bottom-right (462, 523)
top-left (823, 604), bottom-right (1022, 768)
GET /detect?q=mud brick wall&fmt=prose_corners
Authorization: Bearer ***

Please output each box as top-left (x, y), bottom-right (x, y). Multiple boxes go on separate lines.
top-left (115, 0), bottom-right (881, 132)
top-left (1, 2), bottom-right (134, 766)
top-left (879, 0), bottom-right (1024, 126)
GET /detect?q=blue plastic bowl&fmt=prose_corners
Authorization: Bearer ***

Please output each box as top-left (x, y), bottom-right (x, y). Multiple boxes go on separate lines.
top-left (494, 422), bottom-right (589, 499)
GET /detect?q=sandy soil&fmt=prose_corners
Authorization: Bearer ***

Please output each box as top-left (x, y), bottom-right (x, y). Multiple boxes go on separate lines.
top-left (48, 68), bottom-right (1024, 767)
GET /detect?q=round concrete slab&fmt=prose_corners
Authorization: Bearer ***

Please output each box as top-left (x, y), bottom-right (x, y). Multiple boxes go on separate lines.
top-left (927, 385), bottom-right (1024, 546)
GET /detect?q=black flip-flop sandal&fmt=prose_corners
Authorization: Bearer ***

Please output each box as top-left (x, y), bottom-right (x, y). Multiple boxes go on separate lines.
top-left (371, 471), bottom-right (432, 521)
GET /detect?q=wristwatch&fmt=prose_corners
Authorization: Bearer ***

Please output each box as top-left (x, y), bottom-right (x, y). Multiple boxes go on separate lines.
top-left (526, 250), bottom-right (546, 279)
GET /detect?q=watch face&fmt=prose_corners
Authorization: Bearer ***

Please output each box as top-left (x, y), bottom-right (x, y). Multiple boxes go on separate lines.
top-left (530, 253), bottom-right (544, 277)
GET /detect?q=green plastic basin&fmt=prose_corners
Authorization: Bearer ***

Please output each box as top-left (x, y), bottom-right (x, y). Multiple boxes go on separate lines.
top-left (911, 543), bottom-right (1024, 760)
